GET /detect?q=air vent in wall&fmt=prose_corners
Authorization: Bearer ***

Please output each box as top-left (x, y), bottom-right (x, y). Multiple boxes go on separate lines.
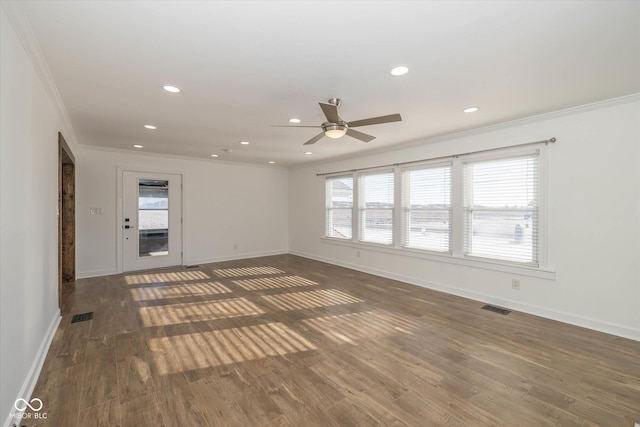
top-left (482, 305), bottom-right (511, 315)
top-left (185, 265), bottom-right (202, 269)
top-left (71, 312), bottom-right (93, 323)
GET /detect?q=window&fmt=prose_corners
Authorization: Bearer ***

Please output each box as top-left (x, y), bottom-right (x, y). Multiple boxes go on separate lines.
top-left (359, 171), bottom-right (394, 245)
top-left (323, 144), bottom-right (548, 274)
top-left (463, 152), bottom-right (539, 265)
top-left (325, 176), bottom-right (353, 239)
top-left (402, 164), bottom-right (452, 252)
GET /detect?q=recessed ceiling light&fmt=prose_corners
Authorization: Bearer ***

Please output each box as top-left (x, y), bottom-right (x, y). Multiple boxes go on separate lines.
top-left (304, 151), bottom-right (312, 155)
top-left (162, 85), bottom-right (181, 93)
top-left (268, 161), bottom-right (275, 164)
top-left (463, 106), bottom-right (479, 113)
top-left (211, 154), bottom-right (219, 158)
top-left (289, 118), bottom-right (301, 124)
top-left (390, 65), bottom-right (409, 76)
top-left (239, 141), bottom-right (250, 145)
top-left (133, 145), bottom-right (143, 148)
top-left (144, 125), bottom-right (157, 130)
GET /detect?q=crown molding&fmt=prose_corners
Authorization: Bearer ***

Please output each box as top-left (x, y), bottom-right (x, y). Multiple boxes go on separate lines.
top-left (1, 1), bottom-right (79, 151)
top-left (76, 144), bottom-right (288, 171)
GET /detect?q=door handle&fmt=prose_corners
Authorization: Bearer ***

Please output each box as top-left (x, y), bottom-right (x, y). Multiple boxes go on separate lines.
top-left (124, 225), bottom-right (135, 229)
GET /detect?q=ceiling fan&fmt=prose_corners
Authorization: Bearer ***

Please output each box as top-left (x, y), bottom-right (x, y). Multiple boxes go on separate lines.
top-left (271, 98), bottom-right (402, 145)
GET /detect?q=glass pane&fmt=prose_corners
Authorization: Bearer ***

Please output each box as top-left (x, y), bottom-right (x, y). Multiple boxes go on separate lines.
top-left (361, 173), bottom-right (394, 208)
top-left (466, 157), bottom-right (537, 209)
top-left (327, 209), bottom-right (352, 239)
top-left (138, 179), bottom-right (169, 257)
top-left (361, 209), bottom-right (393, 245)
top-left (408, 166), bottom-right (451, 208)
top-left (328, 177), bottom-right (353, 208)
top-left (466, 210), bottom-right (537, 264)
top-left (405, 209), bottom-right (451, 252)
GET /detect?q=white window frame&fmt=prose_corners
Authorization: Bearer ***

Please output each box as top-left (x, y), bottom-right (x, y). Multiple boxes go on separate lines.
top-left (400, 161), bottom-right (453, 254)
top-left (321, 144), bottom-right (553, 279)
top-left (459, 147), bottom-right (546, 267)
top-left (324, 174), bottom-right (354, 240)
top-left (357, 169), bottom-right (395, 246)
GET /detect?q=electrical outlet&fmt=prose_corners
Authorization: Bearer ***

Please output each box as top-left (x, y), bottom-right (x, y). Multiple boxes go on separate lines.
top-left (233, 244), bottom-right (238, 250)
top-left (512, 279), bottom-right (521, 290)
top-left (357, 250), bottom-right (361, 258)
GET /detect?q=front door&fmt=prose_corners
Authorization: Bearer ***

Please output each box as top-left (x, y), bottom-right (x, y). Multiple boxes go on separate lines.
top-left (123, 171), bottom-right (182, 272)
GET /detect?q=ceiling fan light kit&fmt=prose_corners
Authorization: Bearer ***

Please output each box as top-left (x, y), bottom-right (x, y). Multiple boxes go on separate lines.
top-left (323, 123), bottom-right (348, 139)
top-left (271, 98), bottom-right (402, 146)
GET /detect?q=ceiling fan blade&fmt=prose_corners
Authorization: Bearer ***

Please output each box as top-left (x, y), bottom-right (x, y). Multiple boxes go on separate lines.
top-left (269, 125), bottom-right (322, 128)
top-left (346, 128), bottom-right (376, 143)
top-left (319, 102), bottom-right (341, 123)
top-left (347, 113), bottom-right (402, 128)
top-left (303, 132), bottom-right (326, 145)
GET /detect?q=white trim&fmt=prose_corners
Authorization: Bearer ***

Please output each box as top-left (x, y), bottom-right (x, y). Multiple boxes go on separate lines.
top-left (3, 310), bottom-right (61, 427)
top-left (76, 268), bottom-right (119, 279)
top-left (289, 250), bottom-right (639, 342)
top-left (321, 236), bottom-right (556, 280)
top-left (76, 144), bottom-right (288, 170)
top-left (292, 93), bottom-right (640, 170)
top-left (186, 250), bottom-right (289, 266)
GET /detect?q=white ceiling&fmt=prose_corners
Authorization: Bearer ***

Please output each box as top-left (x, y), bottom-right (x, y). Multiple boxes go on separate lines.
top-left (18, 1), bottom-right (640, 167)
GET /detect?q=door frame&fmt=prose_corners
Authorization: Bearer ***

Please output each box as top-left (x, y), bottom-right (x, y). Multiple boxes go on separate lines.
top-left (58, 132), bottom-right (75, 308)
top-left (116, 166), bottom-right (187, 273)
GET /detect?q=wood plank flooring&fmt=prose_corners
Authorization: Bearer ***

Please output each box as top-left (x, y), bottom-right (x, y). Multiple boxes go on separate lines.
top-left (19, 255), bottom-right (640, 426)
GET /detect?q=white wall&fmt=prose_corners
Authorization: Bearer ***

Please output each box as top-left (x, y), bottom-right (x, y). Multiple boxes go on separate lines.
top-left (76, 148), bottom-right (289, 277)
top-left (0, 8), bottom-right (68, 425)
top-left (289, 97), bottom-right (640, 340)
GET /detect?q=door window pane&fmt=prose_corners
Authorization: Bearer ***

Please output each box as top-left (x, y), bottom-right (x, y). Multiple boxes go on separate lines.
top-left (138, 179), bottom-right (169, 257)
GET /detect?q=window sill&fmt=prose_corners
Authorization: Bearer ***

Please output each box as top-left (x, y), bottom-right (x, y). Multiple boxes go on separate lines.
top-left (321, 236), bottom-right (556, 280)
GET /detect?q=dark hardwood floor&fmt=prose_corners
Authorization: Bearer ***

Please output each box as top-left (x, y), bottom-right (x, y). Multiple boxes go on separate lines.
top-left (20, 255), bottom-right (640, 426)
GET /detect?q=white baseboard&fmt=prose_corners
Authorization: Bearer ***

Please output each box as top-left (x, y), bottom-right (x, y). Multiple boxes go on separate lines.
top-left (3, 310), bottom-right (61, 427)
top-left (76, 268), bottom-right (119, 279)
top-left (186, 250), bottom-right (289, 267)
top-left (289, 250), bottom-right (640, 342)
top-left (78, 250), bottom-right (289, 278)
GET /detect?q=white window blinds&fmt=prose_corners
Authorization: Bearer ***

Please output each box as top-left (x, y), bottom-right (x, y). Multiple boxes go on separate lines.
top-left (359, 171), bottom-right (394, 245)
top-left (325, 176), bottom-right (353, 239)
top-left (464, 152), bottom-right (539, 265)
top-left (402, 164), bottom-right (452, 252)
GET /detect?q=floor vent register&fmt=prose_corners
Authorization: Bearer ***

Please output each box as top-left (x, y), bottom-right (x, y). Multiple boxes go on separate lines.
top-left (481, 305), bottom-right (511, 315)
top-left (71, 312), bottom-right (94, 323)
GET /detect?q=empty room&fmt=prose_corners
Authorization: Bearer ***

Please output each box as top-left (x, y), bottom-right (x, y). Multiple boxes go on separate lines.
top-left (1, 1), bottom-right (639, 426)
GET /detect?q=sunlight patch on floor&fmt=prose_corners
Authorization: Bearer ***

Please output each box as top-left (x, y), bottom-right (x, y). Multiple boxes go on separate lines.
top-left (211, 266), bottom-right (285, 277)
top-left (301, 310), bottom-right (417, 344)
top-left (261, 289), bottom-right (363, 311)
top-left (125, 270), bottom-right (210, 284)
top-left (130, 281), bottom-right (231, 301)
top-left (233, 275), bottom-right (318, 291)
top-left (150, 322), bottom-right (317, 373)
top-left (138, 297), bottom-right (265, 326)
